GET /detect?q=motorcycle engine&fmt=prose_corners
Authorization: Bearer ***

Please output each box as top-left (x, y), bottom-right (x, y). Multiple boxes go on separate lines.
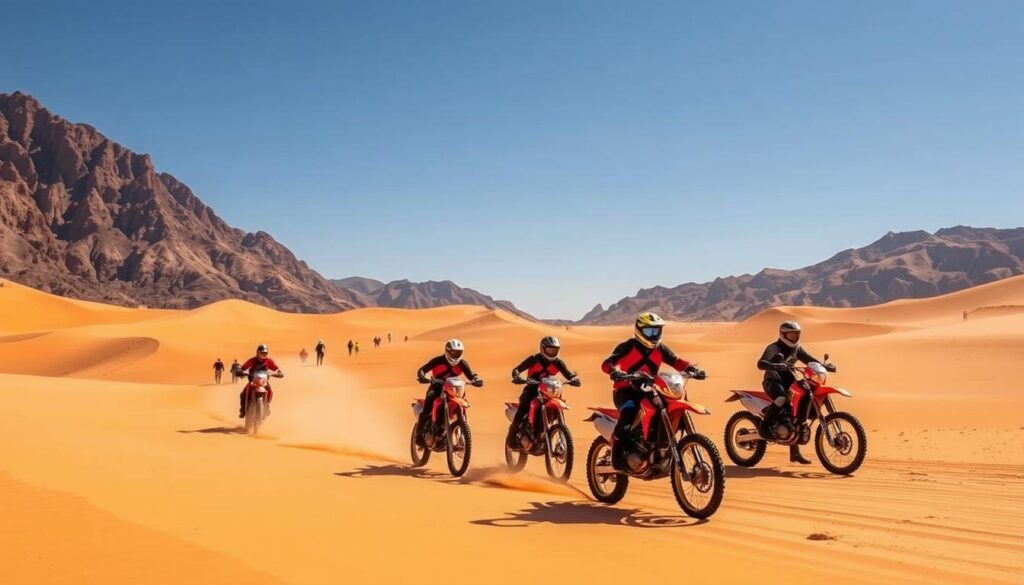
top-left (625, 443), bottom-right (651, 475)
top-left (772, 418), bottom-right (797, 444)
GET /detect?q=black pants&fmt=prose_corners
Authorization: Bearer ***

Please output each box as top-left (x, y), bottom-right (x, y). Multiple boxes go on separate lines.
top-left (612, 386), bottom-right (646, 443)
top-left (316, 352), bottom-right (324, 365)
top-left (215, 370), bottom-right (222, 384)
top-left (418, 384), bottom-right (444, 430)
top-left (511, 386), bottom-right (540, 433)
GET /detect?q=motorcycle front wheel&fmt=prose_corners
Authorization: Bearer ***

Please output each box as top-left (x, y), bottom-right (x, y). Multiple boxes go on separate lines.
top-left (544, 423), bottom-right (574, 482)
top-left (814, 412), bottom-right (867, 475)
top-left (672, 433), bottom-right (725, 519)
top-left (446, 420), bottom-right (472, 477)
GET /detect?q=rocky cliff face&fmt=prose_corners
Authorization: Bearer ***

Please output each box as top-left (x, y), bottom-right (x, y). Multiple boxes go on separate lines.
top-left (0, 91), bottom-right (361, 312)
top-left (581, 227), bottom-right (1024, 324)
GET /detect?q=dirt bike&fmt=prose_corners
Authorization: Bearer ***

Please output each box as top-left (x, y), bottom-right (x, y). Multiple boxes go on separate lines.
top-left (503, 375), bottom-right (580, 482)
top-left (242, 369), bottom-right (281, 436)
top-left (724, 354), bottom-right (867, 475)
top-left (584, 371), bottom-right (725, 519)
top-left (410, 376), bottom-right (483, 477)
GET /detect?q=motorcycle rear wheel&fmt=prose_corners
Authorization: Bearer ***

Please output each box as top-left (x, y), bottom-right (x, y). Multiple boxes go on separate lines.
top-left (503, 426), bottom-right (528, 472)
top-left (724, 411), bottom-right (766, 467)
top-left (586, 437), bottom-right (628, 504)
top-left (410, 422), bottom-right (431, 467)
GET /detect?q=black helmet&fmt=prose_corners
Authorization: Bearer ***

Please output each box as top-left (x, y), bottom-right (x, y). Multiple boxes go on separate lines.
top-left (540, 336), bottom-right (560, 359)
top-left (779, 321), bottom-right (801, 348)
top-left (256, 343), bottom-right (269, 356)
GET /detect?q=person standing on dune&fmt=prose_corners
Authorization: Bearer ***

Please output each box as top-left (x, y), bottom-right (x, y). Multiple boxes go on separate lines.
top-left (213, 358), bottom-right (224, 385)
top-left (507, 337), bottom-right (581, 449)
top-left (414, 339), bottom-right (483, 446)
top-left (757, 321), bottom-right (837, 464)
top-left (230, 359), bottom-right (241, 383)
top-left (299, 348), bottom-right (309, 365)
top-left (315, 339), bottom-right (326, 366)
top-left (354, 341), bottom-right (360, 356)
top-left (347, 339), bottom-right (354, 356)
top-left (238, 344), bottom-right (284, 419)
top-left (601, 312), bottom-right (706, 472)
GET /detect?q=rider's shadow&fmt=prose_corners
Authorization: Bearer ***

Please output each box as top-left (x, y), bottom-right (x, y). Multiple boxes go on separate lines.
top-left (472, 501), bottom-right (705, 528)
top-left (177, 426), bottom-right (244, 435)
top-left (725, 465), bottom-right (838, 480)
top-left (334, 464), bottom-right (451, 481)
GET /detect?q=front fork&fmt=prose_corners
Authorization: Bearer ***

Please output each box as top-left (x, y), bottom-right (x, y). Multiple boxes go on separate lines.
top-left (656, 395), bottom-right (703, 475)
top-left (817, 396), bottom-right (839, 446)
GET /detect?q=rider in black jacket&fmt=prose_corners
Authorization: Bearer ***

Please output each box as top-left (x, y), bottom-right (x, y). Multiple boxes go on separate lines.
top-left (507, 336), bottom-right (580, 449)
top-left (757, 321), bottom-right (835, 464)
top-left (415, 339), bottom-right (482, 445)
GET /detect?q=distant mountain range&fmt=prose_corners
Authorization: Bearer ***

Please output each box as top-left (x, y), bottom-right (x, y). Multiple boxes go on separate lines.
top-left (579, 226), bottom-right (1024, 324)
top-left (329, 277), bottom-right (533, 319)
top-left (2, 91), bottom-right (1021, 323)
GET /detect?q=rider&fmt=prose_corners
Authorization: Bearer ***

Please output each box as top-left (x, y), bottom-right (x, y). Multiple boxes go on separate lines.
top-left (507, 336), bottom-right (581, 449)
top-left (757, 321), bottom-right (836, 464)
top-left (601, 312), bottom-right (706, 471)
top-left (415, 339), bottom-right (483, 444)
top-left (238, 343), bottom-right (284, 418)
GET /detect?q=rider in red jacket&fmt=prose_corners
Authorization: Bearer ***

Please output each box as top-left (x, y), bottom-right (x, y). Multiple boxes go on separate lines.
top-left (507, 336), bottom-right (581, 448)
top-left (238, 343), bottom-right (283, 418)
top-left (601, 312), bottom-right (705, 471)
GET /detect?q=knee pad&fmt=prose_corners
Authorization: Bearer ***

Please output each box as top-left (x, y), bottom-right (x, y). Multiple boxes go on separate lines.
top-left (773, 396), bottom-right (787, 407)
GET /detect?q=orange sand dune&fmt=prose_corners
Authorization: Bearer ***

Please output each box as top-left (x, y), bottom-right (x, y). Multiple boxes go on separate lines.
top-left (0, 281), bottom-right (1021, 584)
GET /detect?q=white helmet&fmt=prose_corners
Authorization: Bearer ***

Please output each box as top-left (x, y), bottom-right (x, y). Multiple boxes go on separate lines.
top-left (779, 321), bottom-right (801, 348)
top-left (444, 339), bottom-right (465, 365)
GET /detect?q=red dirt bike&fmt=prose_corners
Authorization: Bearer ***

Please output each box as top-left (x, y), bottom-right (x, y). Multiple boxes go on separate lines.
top-left (584, 371), bottom-right (725, 519)
top-left (410, 376), bottom-right (483, 477)
top-left (724, 355), bottom-right (867, 475)
top-left (503, 375), bottom-right (580, 482)
top-left (241, 369), bottom-right (282, 436)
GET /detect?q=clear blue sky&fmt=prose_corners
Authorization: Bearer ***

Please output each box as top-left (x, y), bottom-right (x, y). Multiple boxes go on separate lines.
top-left (3, 1), bottom-right (1022, 319)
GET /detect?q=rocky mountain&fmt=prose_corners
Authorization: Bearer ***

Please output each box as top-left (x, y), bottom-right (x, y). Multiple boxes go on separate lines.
top-left (581, 226), bottom-right (1024, 324)
top-left (0, 91), bottom-right (362, 312)
top-left (330, 277), bottom-right (535, 319)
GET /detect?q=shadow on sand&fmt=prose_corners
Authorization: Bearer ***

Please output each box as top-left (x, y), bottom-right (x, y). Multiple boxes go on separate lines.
top-left (471, 500), bottom-right (705, 528)
top-left (725, 464), bottom-right (840, 480)
top-left (177, 426), bottom-right (245, 435)
top-left (334, 464), bottom-right (450, 481)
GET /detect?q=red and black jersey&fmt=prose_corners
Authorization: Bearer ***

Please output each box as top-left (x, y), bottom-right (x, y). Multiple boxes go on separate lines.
top-left (241, 356), bottom-right (280, 373)
top-left (601, 338), bottom-right (690, 390)
top-left (511, 353), bottom-right (574, 385)
top-left (417, 355), bottom-right (476, 382)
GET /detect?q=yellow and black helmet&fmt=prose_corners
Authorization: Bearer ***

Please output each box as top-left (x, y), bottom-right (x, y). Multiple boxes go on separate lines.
top-left (634, 312), bottom-right (666, 348)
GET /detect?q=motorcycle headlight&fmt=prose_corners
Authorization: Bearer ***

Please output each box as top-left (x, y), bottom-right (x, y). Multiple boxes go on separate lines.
top-left (657, 373), bottom-right (684, 400)
top-left (445, 378), bottom-right (466, 398)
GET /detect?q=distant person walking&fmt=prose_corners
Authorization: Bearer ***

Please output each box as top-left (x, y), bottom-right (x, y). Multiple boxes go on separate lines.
top-left (230, 359), bottom-right (241, 383)
top-left (213, 358), bottom-right (225, 384)
top-left (315, 339), bottom-right (327, 366)
top-left (354, 341), bottom-right (360, 356)
top-left (388, 332), bottom-right (392, 344)
top-left (347, 339), bottom-right (354, 356)
top-left (299, 348), bottom-right (309, 365)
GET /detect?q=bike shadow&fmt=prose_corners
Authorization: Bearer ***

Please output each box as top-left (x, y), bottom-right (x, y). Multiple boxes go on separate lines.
top-left (472, 500), bottom-right (705, 528)
top-left (725, 465), bottom-right (838, 480)
top-left (334, 464), bottom-right (449, 481)
top-left (177, 426), bottom-right (245, 435)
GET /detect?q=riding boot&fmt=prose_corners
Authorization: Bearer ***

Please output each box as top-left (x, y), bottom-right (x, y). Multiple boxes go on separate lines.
top-left (789, 444), bottom-right (812, 464)
top-left (759, 403), bottom-right (781, 438)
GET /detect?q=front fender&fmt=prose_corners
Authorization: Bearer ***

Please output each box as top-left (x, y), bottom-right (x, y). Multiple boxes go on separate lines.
top-left (816, 385), bottom-right (853, 398)
top-left (545, 398), bottom-right (570, 411)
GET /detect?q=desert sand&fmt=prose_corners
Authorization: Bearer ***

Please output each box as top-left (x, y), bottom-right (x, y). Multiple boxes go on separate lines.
top-left (0, 276), bottom-right (1022, 584)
